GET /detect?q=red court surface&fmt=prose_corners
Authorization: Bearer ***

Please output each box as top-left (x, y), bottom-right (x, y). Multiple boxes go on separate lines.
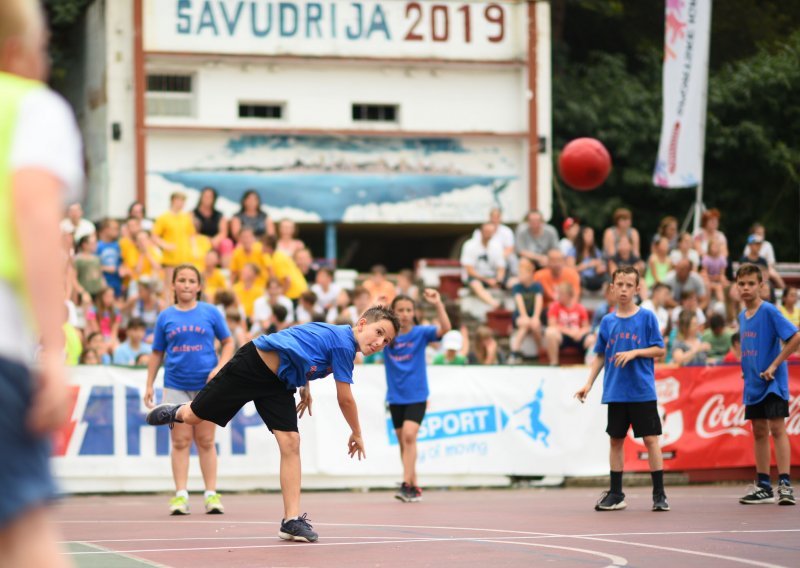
top-left (57, 486), bottom-right (800, 568)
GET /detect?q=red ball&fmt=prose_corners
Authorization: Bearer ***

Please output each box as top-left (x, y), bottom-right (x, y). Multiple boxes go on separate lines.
top-left (558, 138), bottom-right (612, 191)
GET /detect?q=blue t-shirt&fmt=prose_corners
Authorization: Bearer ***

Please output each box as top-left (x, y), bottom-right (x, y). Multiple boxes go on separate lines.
top-left (594, 308), bottom-right (664, 403)
top-left (96, 240), bottom-right (122, 296)
top-left (152, 302), bottom-right (230, 390)
top-left (511, 281), bottom-right (543, 320)
top-left (382, 325), bottom-right (439, 405)
top-left (112, 340), bottom-right (153, 366)
top-left (738, 301), bottom-right (799, 405)
top-left (252, 323), bottom-right (358, 389)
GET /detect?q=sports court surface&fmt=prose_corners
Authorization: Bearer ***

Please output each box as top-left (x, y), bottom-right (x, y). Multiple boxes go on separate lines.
top-left (58, 486), bottom-right (799, 567)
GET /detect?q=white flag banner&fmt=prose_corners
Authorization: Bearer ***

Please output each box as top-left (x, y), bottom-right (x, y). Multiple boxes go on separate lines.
top-left (653, 0), bottom-right (712, 188)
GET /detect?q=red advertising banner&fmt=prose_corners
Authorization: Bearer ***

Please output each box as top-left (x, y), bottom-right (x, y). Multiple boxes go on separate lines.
top-left (624, 364), bottom-right (800, 471)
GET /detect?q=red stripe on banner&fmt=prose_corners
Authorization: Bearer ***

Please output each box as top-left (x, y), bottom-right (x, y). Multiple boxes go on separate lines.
top-left (52, 385), bottom-right (80, 457)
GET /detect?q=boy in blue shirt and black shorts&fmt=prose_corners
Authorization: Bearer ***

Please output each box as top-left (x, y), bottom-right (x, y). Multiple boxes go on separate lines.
top-left (575, 266), bottom-right (669, 512)
top-left (735, 263), bottom-right (800, 505)
top-left (147, 306), bottom-right (399, 542)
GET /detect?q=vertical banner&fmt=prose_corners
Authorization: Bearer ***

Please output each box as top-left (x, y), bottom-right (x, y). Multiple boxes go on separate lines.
top-left (653, 0), bottom-right (712, 188)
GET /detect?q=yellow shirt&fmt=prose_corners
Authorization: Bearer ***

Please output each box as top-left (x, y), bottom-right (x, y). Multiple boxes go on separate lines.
top-left (780, 305), bottom-right (800, 328)
top-left (153, 211), bottom-right (195, 266)
top-left (266, 251), bottom-right (308, 300)
top-left (203, 268), bottom-right (228, 302)
top-left (190, 234), bottom-right (212, 271)
top-left (233, 280), bottom-right (262, 318)
top-left (230, 242), bottom-right (267, 283)
top-left (122, 242), bottom-right (163, 280)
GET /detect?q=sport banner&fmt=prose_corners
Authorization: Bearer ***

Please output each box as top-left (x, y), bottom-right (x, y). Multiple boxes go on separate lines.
top-left (624, 364), bottom-right (800, 471)
top-left (652, 0), bottom-right (712, 188)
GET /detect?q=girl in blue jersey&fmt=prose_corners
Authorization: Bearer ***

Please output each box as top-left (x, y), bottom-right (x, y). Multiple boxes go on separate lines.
top-left (144, 264), bottom-right (233, 516)
top-left (385, 289), bottom-right (452, 502)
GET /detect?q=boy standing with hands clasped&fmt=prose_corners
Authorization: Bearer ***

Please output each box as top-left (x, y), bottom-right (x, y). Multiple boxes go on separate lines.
top-left (574, 266), bottom-right (669, 512)
top-left (735, 263), bottom-right (800, 505)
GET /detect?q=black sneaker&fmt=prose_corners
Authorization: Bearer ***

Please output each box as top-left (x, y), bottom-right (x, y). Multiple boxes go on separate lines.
top-left (739, 484), bottom-right (775, 504)
top-left (409, 485), bottom-right (423, 503)
top-left (279, 513), bottom-right (318, 542)
top-left (395, 482), bottom-right (413, 503)
top-left (146, 403), bottom-right (184, 428)
top-left (652, 492), bottom-right (670, 511)
top-left (777, 484), bottom-right (796, 506)
top-left (595, 491), bottom-right (627, 511)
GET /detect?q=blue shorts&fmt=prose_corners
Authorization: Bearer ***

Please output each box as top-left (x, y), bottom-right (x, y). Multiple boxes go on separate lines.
top-left (0, 357), bottom-right (57, 528)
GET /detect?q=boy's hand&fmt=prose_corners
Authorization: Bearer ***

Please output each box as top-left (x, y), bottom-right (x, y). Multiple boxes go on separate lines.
top-left (760, 365), bottom-right (777, 381)
top-left (297, 387), bottom-right (313, 418)
top-left (423, 288), bottom-right (441, 305)
top-left (143, 385), bottom-right (155, 409)
top-left (348, 433), bottom-right (366, 460)
top-left (614, 350), bottom-right (638, 367)
top-left (574, 384), bottom-right (591, 403)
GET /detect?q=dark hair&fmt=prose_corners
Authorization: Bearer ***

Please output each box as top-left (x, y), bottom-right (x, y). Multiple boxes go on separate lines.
top-left (391, 294), bottom-right (419, 326)
top-left (731, 332), bottom-right (740, 345)
top-left (128, 201), bottom-right (146, 218)
top-left (199, 186), bottom-right (218, 204)
top-left (262, 234), bottom-right (277, 251)
top-left (300, 290), bottom-right (318, 305)
top-left (612, 265), bottom-right (639, 286)
top-left (224, 307), bottom-right (241, 323)
top-left (680, 290), bottom-right (697, 301)
top-left (172, 264), bottom-right (203, 303)
top-left (76, 234), bottom-right (94, 253)
top-left (127, 317), bottom-right (147, 330)
top-left (371, 264), bottom-right (387, 275)
top-left (272, 304), bottom-right (288, 323)
top-left (677, 309), bottom-right (697, 339)
top-left (652, 282), bottom-right (670, 294)
top-left (214, 289), bottom-right (235, 307)
top-left (86, 331), bottom-right (104, 344)
top-left (708, 313), bottom-right (725, 330)
top-left (98, 217), bottom-right (118, 232)
top-left (238, 189), bottom-right (263, 215)
top-left (736, 263), bottom-right (763, 283)
top-left (360, 305), bottom-right (400, 334)
top-left (353, 286), bottom-right (370, 299)
top-left (317, 267), bottom-right (333, 278)
top-left (311, 311), bottom-right (327, 323)
top-left (79, 348), bottom-right (100, 365)
top-left (574, 226), bottom-right (597, 264)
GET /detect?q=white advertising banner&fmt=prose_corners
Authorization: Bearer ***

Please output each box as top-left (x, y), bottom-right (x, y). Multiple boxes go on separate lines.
top-left (652, 0), bottom-right (712, 188)
top-left (143, 0), bottom-right (525, 60)
top-left (53, 365), bottom-right (610, 493)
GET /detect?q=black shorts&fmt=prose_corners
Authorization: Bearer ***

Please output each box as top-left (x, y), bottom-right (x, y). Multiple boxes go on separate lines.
top-left (745, 393), bottom-right (789, 420)
top-left (562, 334), bottom-right (590, 350)
top-left (606, 401), bottom-right (662, 439)
top-left (389, 402), bottom-right (427, 430)
top-left (191, 342), bottom-right (298, 432)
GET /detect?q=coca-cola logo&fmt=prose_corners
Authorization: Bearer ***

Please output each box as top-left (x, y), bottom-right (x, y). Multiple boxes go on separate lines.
top-left (696, 395), bottom-right (800, 439)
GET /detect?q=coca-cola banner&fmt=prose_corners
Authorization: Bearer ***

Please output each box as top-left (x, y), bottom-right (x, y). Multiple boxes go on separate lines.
top-left (624, 364), bottom-right (800, 471)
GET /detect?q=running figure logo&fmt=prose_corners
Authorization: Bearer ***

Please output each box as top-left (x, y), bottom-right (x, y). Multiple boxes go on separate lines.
top-left (513, 384), bottom-right (550, 447)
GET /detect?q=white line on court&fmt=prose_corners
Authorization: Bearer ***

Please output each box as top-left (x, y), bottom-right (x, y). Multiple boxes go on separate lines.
top-left (476, 540), bottom-right (627, 567)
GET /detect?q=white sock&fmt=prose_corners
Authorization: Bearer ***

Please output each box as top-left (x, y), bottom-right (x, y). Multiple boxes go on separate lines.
top-left (176, 489), bottom-right (189, 499)
top-left (204, 490), bottom-right (217, 499)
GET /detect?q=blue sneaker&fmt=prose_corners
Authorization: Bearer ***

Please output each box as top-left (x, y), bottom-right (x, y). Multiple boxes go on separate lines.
top-left (279, 513), bottom-right (318, 542)
top-left (146, 403), bottom-right (184, 428)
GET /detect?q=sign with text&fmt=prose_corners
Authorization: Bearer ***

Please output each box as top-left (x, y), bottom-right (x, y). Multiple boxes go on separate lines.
top-left (143, 0), bottom-right (526, 60)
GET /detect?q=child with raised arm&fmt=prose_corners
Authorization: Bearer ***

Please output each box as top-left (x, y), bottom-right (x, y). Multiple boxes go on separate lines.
top-left (384, 290), bottom-right (451, 502)
top-left (574, 266), bottom-right (668, 512)
top-left (735, 263), bottom-right (800, 505)
top-left (147, 306), bottom-right (400, 542)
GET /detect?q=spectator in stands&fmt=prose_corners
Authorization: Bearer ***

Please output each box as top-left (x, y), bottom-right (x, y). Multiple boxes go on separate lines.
top-left (327, 289), bottom-right (357, 325)
top-left (740, 234), bottom-right (785, 290)
top-left (96, 218), bottom-right (125, 298)
top-left (353, 286), bottom-right (372, 317)
top-left (152, 192), bottom-right (195, 285)
top-left (232, 263), bottom-right (262, 323)
top-left (701, 237), bottom-right (730, 308)
top-left (641, 282), bottom-right (671, 337)
top-left (61, 202), bottom-right (95, 241)
top-left (508, 257), bottom-right (543, 365)
top-left (670, 232), bottom-right (701, 270)
top-left (534, 249), bottom-right (581, 309)
top-left (645, 236), bottom-right (672, 289)
top-left (653, 215), bottom-right (679, 252)
top-left (128, 200), bottom-right (154, 232)
top-left (701, 313), bottom-right (733, 361)
top-left (224, 308), bottom-right (250, 350)
top-left (474, 207), bottom-right (517, 275)
top-left (460, 223), bottom-right (506, 309)
top-left (189, 217), bottom-right (213, 273)
top-left (127, 230), bottom-right (163, 285)
top-left (543, 282), bottom-right (593, 366)
top-left (607, 235), bottom-right (645, 279)
top-left (275, 218), bottom-right (305, 258)
top-left (295, 290), bottom-right (317, 324)
top-left (603, 207), bottom-right (641, 258)
top-left (113, 318), bottom-right (153, 366)
top-left (671, 310), bottom-right (710, 366)
top-left (293, 247), bottom-right (318, 287)
top-left (64, 305), bottom-right (83, 366)
top-left (74, 233), bottom-right (105, 299)
top-left (124, 277), bottom-right (165, 343)
top-left (559, 217), bottom-right (580, 256)
top-left (722, 332), bottom-right (741, 363)
top-left (201, 249), bottom-right (228, 302)
top-left (663, 259), bottom-right (707, 308)
top-left (193, 187), bottom-right (231, 254)
top-left (363, 264), bottom-right (397, 306)
top-left (468, 325), bottom-right (504, 365)
top-left (86, 287), bottom-right (121, 352)
top-left (693, 208), bottom-right (728, 257)
top-left (670, 290), bottom-right (707, 330)
top-left (433, 330), bottom-right (467, 365)
top-left (229, 227), bottom-right (265, 285)
top-left (395, 268), bottom-right (419, 302)
top-left (79, 348), bottom-right (101, 365)
top-left (311, 267), bottom-right (340, 312)
top-left (516, 210), bottom-right (559, 269)
top-left (742, 222), bottom-right (776, 268)
top-left (86, 331), bottom-right (112, 365)
top-left (567, 225), bottom-right (607, 292)
top-left (252, 278), bottom-right (296, 335)
top-left (230, 189), bottom-right (274, 242)
top-left (779, 286), bottom-right (799, 328)
top-left (263, 235), bottom-right (308, 302)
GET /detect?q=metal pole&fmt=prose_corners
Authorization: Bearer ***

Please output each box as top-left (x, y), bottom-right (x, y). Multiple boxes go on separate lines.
top-left (325, 222), bottom-right (337, 268)
top-left (693, 183), bottom-right (704, 234)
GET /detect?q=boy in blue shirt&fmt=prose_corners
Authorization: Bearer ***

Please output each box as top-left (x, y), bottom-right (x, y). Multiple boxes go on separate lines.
top-left (735, 263), bottom-right (800, 505)
top-left (147, 306), bottom-right (400, 542)
top-left (575, 266), bottom-right (668, 512)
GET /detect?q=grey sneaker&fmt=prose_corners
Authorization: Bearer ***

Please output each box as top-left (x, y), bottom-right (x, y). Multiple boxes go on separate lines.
top-left (777, 484), bottom-right (795, 506)
top-left (146, 403), bottom-right (184, 428)
top-left (395, 482), bottom-right (414, 503)
top-left (595, 491), bottom-right (627, 511)
top-left (652, 492), bottom-right (670, 511)
top-left (278, 513), bottom-right (318, 542)
top-left (739, 484), bottom-right (775, 504)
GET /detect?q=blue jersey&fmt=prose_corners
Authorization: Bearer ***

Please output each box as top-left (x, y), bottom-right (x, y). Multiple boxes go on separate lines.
top-left (152, 302), bottom-right (230, 390)
top-left (594, 308), bottom-right (664, 403)
top-left (253, 323), bottom-right (358, 389)
top-left (738, 301), bottom-right (799, 405)
top-left (96, 240), bottom-right (122, 296)
top-left (383, 325), bottom-right (439, 404)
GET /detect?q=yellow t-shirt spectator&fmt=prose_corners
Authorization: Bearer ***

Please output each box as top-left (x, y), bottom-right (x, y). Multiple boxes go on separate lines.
top-left (64, 322), bottom-right (83, 366)
top-left (153, 211), bottom-right (195, 266)
top-left (231, 242), bottom-right (267, 283)
top-left (266, 250), bottom-right (308, 300)
top-left (203, 268), bottom-right (228, 302)
top-left (190, 234), bottom-right (213, 271)
top-left (122, 242), bottom-right (163, 281)
top-left (232, 280), bottom-right (262, 319)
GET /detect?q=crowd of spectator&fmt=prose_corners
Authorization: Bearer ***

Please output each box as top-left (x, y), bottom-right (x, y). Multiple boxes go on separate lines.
top-left (60, 192), bottom-right (798, 369)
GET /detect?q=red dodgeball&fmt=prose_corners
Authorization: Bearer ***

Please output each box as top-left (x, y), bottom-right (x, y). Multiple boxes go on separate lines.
top-left (558, 138), bottom-right (612, 191)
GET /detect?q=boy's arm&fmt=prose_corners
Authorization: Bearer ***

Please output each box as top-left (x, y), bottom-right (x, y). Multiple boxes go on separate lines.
top-left (761, 331), bottom-right (800, 381)
top-left (144, 350), bottom-right (165, 408)
top-left (335, 380), bottom-right (365, 459)
top-left (575, 355), bottom-right (604, 402)
top-left (614, 344), bottom-right (666, 367)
